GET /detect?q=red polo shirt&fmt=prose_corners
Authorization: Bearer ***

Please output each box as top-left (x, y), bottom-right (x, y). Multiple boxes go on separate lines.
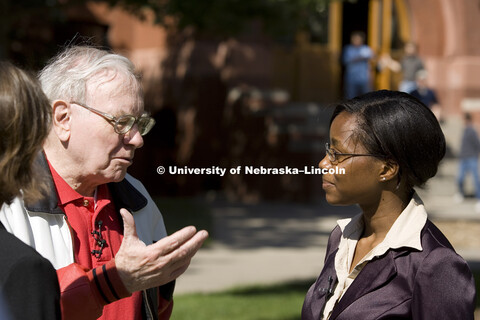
top-left (49, 162), bottom-right (142, 320)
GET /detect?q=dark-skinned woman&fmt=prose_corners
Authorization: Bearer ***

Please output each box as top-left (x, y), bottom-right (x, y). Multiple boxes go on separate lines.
top-left (302, 90), bottom-right (476, 320)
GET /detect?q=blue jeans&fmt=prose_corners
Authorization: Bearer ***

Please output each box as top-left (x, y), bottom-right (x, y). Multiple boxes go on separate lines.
top-left (457, 157), bottom-right (480, 199)
top-left (344, 79), bottom-right (371, 99)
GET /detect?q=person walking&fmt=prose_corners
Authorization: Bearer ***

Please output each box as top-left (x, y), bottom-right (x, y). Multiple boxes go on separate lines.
top-left (456, 112), bottom-right (480, 213)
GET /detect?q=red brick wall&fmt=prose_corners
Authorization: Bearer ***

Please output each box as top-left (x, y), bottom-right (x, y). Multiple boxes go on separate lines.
top-left (406, 0), bottom-right (480, 115)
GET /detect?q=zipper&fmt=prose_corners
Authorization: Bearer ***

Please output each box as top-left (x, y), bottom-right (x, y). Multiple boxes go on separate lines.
top-left (63, 214), bottom-right (77, 263)
top-left (142, 289), bottom-right (154, 320)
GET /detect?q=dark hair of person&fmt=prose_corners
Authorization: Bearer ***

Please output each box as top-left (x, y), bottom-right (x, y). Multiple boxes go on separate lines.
top-left (351, 31), bottom-right (366, 42)
top-left (330, 90), bottom-right (446, 191)
top-left (0, 61), bottom-right (51, 205)
top-left (464, 112), bottom-right (472, 122)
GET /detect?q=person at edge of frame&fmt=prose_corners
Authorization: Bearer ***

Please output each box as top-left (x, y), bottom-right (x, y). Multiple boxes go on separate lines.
top-left (0, 61), bottom-right (61, 319)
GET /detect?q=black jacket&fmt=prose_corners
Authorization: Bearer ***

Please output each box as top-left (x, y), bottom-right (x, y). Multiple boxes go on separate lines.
top-left (0, 221), bottom-right (61, 319)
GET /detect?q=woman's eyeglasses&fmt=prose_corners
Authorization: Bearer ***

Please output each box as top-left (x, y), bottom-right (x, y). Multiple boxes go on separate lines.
top-left (325, 142), bottom-right (384, 164)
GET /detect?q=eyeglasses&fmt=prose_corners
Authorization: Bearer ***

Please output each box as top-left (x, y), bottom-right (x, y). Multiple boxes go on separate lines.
top-left (71, 101), bottom-right (156, 136)
top-left (325, 142), bottom-right (384, 164)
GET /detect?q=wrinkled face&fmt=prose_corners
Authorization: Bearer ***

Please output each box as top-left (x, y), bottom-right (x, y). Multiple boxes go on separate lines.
top-left (68, 71), bottom-right (144, 185)
top-left (319, 112), bottom-right (384, 206)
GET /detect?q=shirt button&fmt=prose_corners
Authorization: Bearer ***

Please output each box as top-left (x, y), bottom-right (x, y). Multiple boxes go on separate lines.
top-left (83, 199), bottom-right (89, 207)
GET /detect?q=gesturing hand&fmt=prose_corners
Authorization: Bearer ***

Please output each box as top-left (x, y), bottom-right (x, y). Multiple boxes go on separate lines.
top-left (115, 208), bottom-right (208, 293)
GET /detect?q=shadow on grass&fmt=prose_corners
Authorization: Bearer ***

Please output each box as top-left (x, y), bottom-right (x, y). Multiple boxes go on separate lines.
top-left (154, 197), bottom-right (214, 246)
top-left (154, 196), bottom-right (353, 249)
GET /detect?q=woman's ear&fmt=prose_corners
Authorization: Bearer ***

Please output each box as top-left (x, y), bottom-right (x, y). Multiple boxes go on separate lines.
top-left (379, 159), bottom-right (400, 183)
top-left (51, 100), bottom-right (71, 142)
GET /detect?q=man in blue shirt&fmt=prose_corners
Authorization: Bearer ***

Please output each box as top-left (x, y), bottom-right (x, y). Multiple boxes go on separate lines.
top-left (342, 31), bottom-right (374, 99)
top-left (410, 70), bottom-right (438, 108)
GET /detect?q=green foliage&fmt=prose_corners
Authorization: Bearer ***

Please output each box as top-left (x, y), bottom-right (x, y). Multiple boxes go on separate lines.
top-left (93, 0), bottom-right (332, 38)
top-left (172, 279), bottom-right (314, 320)
top-left (0, 0), bottom-right (338, 67)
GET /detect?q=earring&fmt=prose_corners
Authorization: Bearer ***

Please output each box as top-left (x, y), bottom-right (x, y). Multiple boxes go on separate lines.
top-left (382, 177), bottom-right (386, 181)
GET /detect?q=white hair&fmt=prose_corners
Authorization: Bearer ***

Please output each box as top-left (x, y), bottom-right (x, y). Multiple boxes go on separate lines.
top-left (38, 46), bottom-right (143, 107)
top-left (415, 69), bottom-right (428, 80)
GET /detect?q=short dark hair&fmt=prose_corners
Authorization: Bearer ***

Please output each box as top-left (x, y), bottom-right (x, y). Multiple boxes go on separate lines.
top-left (0, 61), bottom-right (51, 205)
top-left (351, 31), bottom-right (366, 42)
top-left (330, 90), bottom-right (446, 190)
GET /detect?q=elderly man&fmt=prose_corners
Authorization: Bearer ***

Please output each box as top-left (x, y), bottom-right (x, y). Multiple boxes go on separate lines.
top-left (0, 46), bottom-right (208, 320)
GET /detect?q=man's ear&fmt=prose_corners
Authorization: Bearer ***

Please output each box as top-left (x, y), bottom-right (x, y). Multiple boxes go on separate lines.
top-left (51, 100), bottom-right (71, 142)
top-left (379, 159), bottom-right (400, 183)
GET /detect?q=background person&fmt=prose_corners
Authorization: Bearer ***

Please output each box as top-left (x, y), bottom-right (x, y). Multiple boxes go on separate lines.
top-left (409, 69), bottom-right (442, 122)
top-left (0, 46), bottom-right (208, 320)
top-left (456, 112), bottom-right (480, 212)
top-left (0, 61), bottom-right (61, 319)
top-left (342, 31), bottom-right (374, 99)
top-left (302, 90), bottom-right (476, 320)
top-left (379, 41), bottom-right (424, 93)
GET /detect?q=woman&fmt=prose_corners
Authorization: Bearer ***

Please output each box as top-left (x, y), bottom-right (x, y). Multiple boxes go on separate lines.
top-left (302, 90), bottom-right (476, 319)
top-left (0, 62), bottom-right (60, 319)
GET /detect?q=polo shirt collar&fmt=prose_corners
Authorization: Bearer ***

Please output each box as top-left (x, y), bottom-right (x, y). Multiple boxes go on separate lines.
top-left (48, 161), bottom-right (84, 206)
top-left (25, 152), bottom-right (148, 214)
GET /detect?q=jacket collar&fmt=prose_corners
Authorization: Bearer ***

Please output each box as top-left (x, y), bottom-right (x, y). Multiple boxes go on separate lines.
top-left (329, 250), bottom-right (398, 319)
top-left (25, 152), bottom-right (148, 214)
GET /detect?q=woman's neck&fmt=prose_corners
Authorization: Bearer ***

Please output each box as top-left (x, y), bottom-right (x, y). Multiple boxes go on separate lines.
top-left (360, 190), bottom-right (411, 239)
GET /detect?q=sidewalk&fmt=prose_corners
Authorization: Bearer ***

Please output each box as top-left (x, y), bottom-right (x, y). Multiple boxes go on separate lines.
top-left (175, 201), bottom-right (354, 294)
top-left (175, 116), bottom-right (480, 294)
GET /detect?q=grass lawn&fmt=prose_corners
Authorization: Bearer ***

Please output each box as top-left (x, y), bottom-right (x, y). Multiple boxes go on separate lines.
top-left (171, 279), bottom-right (313, 320)
top-left (172, 273), bottom-right (480, 320)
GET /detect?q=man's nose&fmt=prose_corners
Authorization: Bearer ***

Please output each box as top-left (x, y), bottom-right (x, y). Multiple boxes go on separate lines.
top-left (124, 124), bottom-right (144, 148)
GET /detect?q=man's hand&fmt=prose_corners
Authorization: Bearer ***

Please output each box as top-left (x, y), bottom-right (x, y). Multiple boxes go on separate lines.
top-left (115, 208), bottom-right (208, 293)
